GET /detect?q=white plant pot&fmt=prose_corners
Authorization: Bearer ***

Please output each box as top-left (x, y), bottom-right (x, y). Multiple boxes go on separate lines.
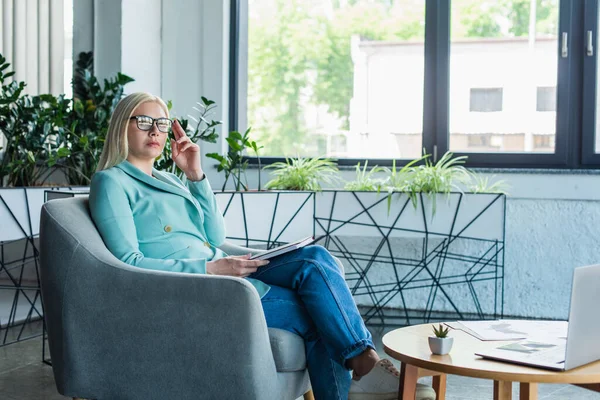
top-left (428, 336), bottom-right (454, 355)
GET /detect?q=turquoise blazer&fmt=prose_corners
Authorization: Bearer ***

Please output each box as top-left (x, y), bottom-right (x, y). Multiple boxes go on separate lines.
top-left (89, 160), bottom-right (270, 297)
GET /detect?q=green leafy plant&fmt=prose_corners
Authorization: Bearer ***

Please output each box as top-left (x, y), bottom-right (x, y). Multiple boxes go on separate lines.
top-left (0, 54), bottom-right (73, 186)
top-left (206, 128), bottom-right (262, 191)
top-left (156, 97), bottom-right (222, 177)
top-left (469, 173), bottom-right (509, 194)
top-left (380, 157), bottom-right (426, 213)
top-left (405, 151), bottom-right (470, 212)
top-left (382, 151), bottom-right (471, 215)
top-left (344, 160), bottom-right (386, 191)
top-left (263, 157), bottom-right (340, 191)
top-left (0, 52), bottom-right (134, 186)
top-left (432, 323), bottom-right (450, 338)
top-left (60, 51), bottom-right (134, 184)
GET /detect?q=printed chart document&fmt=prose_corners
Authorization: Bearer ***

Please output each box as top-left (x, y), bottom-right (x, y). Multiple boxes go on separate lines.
top-left (446, 320), bottom-right (568, 341)
top-left (249, 236), bottom-right (315, 260)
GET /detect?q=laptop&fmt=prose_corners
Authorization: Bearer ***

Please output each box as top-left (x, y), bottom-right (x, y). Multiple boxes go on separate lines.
top-left (475, 264), bottom-right (600, 371)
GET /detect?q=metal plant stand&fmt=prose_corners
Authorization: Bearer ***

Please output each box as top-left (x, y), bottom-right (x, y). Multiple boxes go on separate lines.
top-left (217, 190), bottom-right (506, 326)
top-left (313, 191), bottom-right (506, 326)
top-left (0, 189), bottom-right (46, 347)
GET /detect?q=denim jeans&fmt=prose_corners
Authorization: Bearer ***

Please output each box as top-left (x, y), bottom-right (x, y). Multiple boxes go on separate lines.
top-left (249, 245), bottom-right (375, 400)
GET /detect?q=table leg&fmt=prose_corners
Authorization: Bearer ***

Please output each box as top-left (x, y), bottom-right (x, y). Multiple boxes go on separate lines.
top-left (432, 374), bottom-right (447, 400)
top-left (398, 363), bottom-right (418, 400)
top-left (493, 380), bottom-right (512, 400)
top-left (519, 383), bottom-right (538, 400)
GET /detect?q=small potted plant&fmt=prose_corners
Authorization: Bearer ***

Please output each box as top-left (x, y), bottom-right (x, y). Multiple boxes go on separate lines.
top-left (428, 324), bottom-right (453, 355)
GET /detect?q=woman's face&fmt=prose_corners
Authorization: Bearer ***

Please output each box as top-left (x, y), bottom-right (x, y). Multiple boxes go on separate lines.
top-left (127, 101), bottom-right (169, 162)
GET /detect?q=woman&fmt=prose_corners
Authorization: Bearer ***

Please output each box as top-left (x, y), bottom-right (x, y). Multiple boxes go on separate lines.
top-left (89, 92), bottom-right (435, 400)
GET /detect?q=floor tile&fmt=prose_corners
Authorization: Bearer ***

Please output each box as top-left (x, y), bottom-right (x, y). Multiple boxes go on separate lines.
top-left (0, 332), bottom-right (598, 399)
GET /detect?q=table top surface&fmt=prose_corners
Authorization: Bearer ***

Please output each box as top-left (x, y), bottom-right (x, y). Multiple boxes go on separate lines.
top-left (383, 322), bottom-right (600, 384)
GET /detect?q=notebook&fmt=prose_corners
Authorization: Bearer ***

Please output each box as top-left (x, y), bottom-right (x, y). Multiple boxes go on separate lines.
top-left (249, 236), bottom-right (315, 260)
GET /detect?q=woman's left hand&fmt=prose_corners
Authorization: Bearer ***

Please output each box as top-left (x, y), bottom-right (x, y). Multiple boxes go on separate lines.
top-left (171, 119), bottom-right (204, 181)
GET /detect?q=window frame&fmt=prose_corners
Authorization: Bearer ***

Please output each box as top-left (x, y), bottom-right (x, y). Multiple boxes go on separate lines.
top-left (231, 0), bottom-right (600, 169)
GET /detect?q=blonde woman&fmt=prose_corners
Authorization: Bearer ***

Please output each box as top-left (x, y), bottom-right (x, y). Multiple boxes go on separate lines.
top-left (89, 92), bottom-right (436, 400)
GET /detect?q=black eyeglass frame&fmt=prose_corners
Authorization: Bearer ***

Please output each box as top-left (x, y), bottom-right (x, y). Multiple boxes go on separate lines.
top-left (129, 115), bottom-right (173, 133)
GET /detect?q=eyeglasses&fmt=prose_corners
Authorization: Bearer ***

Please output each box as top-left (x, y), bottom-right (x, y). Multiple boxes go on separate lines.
top-left (129, 115), bottom-right (172, 133)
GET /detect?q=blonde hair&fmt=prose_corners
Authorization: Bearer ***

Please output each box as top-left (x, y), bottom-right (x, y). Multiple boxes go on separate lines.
top-left (96, 92), bottom-right (170, 172)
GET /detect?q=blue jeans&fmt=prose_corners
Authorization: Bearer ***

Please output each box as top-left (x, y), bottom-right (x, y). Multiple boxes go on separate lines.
top-left (249, 245), bottom-right (375, 400)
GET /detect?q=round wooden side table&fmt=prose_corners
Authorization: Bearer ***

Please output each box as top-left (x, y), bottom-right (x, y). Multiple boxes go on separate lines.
top-left (383, 323), bottom-right (600, 399)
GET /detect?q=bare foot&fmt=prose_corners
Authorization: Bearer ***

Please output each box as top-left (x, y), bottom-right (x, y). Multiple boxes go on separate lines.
top-left (347, 348), bottom-right (380, 380)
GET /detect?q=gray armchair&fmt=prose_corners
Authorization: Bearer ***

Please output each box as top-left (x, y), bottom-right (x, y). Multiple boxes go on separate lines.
top-left (39, 197), bottom-right (313, 400)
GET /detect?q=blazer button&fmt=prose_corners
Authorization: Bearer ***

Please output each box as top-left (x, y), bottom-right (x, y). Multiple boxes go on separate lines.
top-left (204, 241), bottom-right (211, 248)
top-left (164, 225), bottom-right (172, 233)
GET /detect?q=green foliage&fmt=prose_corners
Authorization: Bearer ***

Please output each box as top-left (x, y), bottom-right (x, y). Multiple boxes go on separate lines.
top-left (0, 55), bottom-right (72, 186)
top-left (452, 0), bottom-right (558, 39)
top-left (0, 81), bottom-right (70, 186)
top-left (344, 161), bottom-right (386, 191)
top-left (0, 52), bottom-right (133, 186)
top-left (61, 51), bottom-right (134, 185)
top-left (380, 152), bottom-right (499, 216)
top-left (432, 323), bottom-right (450, 338)
top-left (469, 174), bottom-right (509, 194)
top-left (404, 151), bottom-right (471, 212)
top-left (155, 97), bottom-right (222, 177)
top-left (206, 128), bottom-right (262, 192)
top-left (0, 51), bottom-right (224, 187)
top-left (263, 157), bottom-right (340, 191)
top-left (380, 157), bottom-right (427, 213)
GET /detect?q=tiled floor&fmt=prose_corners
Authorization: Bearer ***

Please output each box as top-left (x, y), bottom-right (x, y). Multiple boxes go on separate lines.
top-left (0, 325), bottom-right (598, 399)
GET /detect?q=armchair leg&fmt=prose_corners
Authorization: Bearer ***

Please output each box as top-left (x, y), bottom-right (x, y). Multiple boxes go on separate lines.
top-left (303, 389), bottom-right (315, 400)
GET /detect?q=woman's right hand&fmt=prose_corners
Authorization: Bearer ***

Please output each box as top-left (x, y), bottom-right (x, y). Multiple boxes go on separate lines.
top-left (206, 254), bottom-right (269, 278)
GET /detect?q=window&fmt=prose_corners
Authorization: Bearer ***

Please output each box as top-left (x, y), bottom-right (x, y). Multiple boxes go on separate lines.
top-left (536, 86), bottom-right (557, 112)
top-left (233, 0), bottom-right (600, 168)
top-left (469, 88), bottom-right (503, 112)
top-left (0, 0), bottom-right (73, 157)
top-left (448, 0), bottom-right (560, 157)
top-left (240, 0), bottom-right (425, 160)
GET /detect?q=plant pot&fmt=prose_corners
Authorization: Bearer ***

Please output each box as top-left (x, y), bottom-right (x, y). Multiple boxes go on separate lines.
top-left (428, 336), bottom-right (453, 355)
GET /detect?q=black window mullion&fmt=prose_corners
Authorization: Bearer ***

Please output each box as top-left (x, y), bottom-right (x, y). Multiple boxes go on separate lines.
top-left (434, 0), bottom-right (450, 162)
top-left (582, 0), bottom-right (600, 165)
top-left (562, 0), bottom-right (584, 168)
top-left (423, 0), bottom-right (447, 158)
